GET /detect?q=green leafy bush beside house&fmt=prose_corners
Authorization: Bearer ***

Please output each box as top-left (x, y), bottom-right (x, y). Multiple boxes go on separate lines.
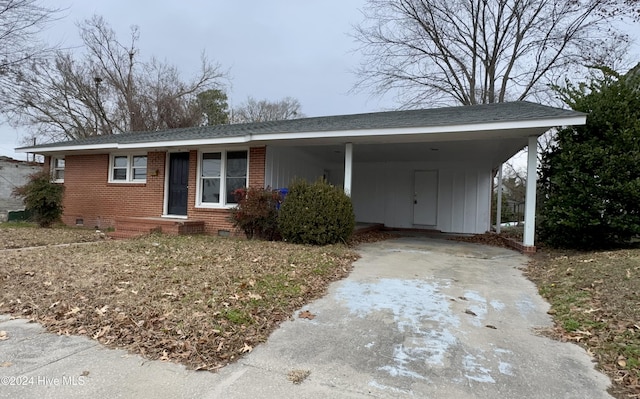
top-left (278, 179), bottom-right (355, 245)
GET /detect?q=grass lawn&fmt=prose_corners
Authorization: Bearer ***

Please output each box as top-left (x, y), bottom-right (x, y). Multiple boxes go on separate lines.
top-left (0, 225), bottom-right (358, 370)
top-left (526, 248), bottom-right (640, 398)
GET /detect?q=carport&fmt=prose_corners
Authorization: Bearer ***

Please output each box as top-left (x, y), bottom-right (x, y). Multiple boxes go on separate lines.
top-left (262, 102), bottom-right (586, 251)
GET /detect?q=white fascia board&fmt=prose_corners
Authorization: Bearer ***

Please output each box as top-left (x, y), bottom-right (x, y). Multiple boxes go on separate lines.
top-left (116, 135), bottom-right (251, 149)
top-left (251, 116), bottom-right (587, 142)
top-left (15, 143), bottom-right (118, 154)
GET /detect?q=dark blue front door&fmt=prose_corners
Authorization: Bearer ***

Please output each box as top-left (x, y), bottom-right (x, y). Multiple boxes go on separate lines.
top-left (168, 152), bottom-right (189, 215)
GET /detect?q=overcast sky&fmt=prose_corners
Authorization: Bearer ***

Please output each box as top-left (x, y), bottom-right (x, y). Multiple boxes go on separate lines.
top-left (0, 1), bottom-right (638, 161)
top-left (1, 0), bottom-right (394, 159)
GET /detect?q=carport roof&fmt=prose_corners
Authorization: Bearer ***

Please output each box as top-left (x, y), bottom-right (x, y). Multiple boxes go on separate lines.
top-left (17, 101), bottom-right (585, 154)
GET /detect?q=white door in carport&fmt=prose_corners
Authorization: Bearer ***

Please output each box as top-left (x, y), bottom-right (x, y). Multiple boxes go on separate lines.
top-left (413, 170), bottom-right (438, 225)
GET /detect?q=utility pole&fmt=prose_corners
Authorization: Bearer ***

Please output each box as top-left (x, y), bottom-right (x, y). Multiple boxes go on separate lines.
top-left (94, 77), bottom-right (103, 134)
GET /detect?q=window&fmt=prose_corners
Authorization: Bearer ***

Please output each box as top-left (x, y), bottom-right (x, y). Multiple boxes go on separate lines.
top-left (201, 153), bottom-right (221, 203)
top-left (199, 150), bottom-right (247, 206)
top-left (51, 157), bottom-right (65, 182)
top-left (132, 156), bottom-right (147, 180)
top-left (225, 151), bottom-right (248, 204)
top-left (110, 154), bottom-right (147, 182)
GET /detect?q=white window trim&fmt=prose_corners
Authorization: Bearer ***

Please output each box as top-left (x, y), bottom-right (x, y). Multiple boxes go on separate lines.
top-left (196, 148), bottom-right (249, 209)
top-left (108, 154), bottom-right (147, 183)
top-left (51, 157), bottom-right (65, 183)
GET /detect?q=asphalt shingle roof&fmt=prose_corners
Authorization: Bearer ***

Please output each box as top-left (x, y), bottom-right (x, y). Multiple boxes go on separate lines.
top-left (19, 101), bottom-right (584, 151)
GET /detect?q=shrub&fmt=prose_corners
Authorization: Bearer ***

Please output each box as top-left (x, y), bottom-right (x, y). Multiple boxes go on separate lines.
top-left (12, 171), bottom-right (64, 228)
top-left (278, 179), bottom-right (355, 245)
top-left (229, 187), bottom-right (281, 240)
top-left (539, 66), bottom-right (640, 249)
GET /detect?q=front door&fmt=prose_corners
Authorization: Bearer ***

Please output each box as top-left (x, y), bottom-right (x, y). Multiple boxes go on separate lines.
top-left (167, 152), bottom-right (189, 216)
top-left (413, 170), bottom-right (438, 225)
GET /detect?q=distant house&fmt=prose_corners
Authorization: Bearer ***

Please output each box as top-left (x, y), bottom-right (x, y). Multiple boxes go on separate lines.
top-left (495, 175), bottom-right (526, 223)
top-left (0, 156), bottom-right (42, 221)
top-left (17, 102), bottom-right (585, 251)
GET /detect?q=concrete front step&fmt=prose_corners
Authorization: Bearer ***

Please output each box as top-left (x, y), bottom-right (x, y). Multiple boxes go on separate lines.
top-left (111, 217), bottom-right (205, 239)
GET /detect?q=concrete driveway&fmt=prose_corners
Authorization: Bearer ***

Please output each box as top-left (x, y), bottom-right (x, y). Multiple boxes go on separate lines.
top-left (0, 235), bottom-right (612, 398)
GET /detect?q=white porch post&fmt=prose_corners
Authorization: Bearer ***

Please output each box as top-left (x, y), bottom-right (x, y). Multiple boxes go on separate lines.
top-left (344, 142), bottom-right (353, 197)
top-left (496, 163), bottom-right (503, 234)
top-left (523, 136), bottom-right (538, 247)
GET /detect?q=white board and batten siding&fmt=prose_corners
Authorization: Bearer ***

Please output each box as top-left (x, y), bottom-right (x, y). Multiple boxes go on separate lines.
top-left (264, 148), bottom-right (492, 235)
top-left (351, 161), bottom-right (492, 235)
top-left (264, 147), bottom-right (326, 190)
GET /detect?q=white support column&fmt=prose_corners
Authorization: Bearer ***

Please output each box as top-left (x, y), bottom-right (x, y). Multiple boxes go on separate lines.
top-left (523, 136), bottom-right (538, 247)
top-left (344, 142), bottom-right (353, 197)
top-left (496, 164), bottom-right (503, 234)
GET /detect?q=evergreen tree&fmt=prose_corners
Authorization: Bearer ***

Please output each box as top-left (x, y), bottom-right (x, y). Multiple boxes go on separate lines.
top-left (539, 65), bottom-right (640, 248)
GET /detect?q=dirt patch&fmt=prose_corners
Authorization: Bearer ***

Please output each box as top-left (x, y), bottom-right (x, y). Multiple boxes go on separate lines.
top-left (0, 224), bottom-right (103, 249)
top-left (348, 230), bottom-right (394, 246)
top-left (526, 249), bottom-right (640, 398)
top-left (448, 232), bottom-right (513, 248)
top-left (0, 233), bottom-right (358, 371)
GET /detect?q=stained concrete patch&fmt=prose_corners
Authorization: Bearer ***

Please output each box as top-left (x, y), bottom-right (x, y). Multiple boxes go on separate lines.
top-left (336, 278), bottom-right (459, 372)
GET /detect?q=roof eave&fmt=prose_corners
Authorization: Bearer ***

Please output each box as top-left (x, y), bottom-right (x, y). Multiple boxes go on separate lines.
top-left (15, 114), bottom-right (586, 155)
top-left (15, 143), bottom-right (119, 155)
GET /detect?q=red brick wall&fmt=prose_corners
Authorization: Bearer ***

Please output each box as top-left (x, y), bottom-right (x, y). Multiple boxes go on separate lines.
top-left (249, 146), bottom-right (266, 187)
top-left (58, 146), bottom-right (267, 234)
top-left (60, 152), bottom-right (166, 228)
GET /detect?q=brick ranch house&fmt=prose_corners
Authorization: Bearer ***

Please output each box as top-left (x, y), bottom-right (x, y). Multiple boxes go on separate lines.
top-left (17, 102), bottom-right (585, 251)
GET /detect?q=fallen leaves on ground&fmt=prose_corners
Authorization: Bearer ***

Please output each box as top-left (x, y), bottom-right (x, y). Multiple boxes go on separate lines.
top-left (298, 310), bottom-right (316, 320)
top-left (526, 248), bottom-right (640, 399)
top-left (0, 224), bottom-right (103, 249)
top-left (348, 230), bottom-right (394, 246)
top-left (464, 309), bottom-right (477, 316)
top-left (0, 232), bottom-right (358, 371)
top-left (448, 232), bottom-right (513, 248)
top-left (287, 369), bottom-right (311, 384)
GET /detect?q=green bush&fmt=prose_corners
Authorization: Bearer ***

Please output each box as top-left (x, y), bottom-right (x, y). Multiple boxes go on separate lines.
top-left (278, 179), bottom-right (355, 245)
top-left (229, 187), bottom-right (281, 240)
top-left (12, 171), bottom-right (64, 228)
top-left (539, 66), bottom-right (640, 249)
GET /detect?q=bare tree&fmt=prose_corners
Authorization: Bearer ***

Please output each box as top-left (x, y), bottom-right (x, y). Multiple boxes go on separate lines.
top-left (352, 0), bottom-right (633, 107)
top-left (0, 0), bottom-right (60, 100)
top-left (231, 96), bottom-right (304, 123)
top-left (3, 15), bottom-right (226, 142)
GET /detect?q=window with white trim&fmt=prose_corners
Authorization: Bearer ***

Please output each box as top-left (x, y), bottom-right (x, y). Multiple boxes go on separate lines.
top-left (199, 150), bottom-right (248, 206)
top-left (51, 157), bottom-right (65, 182)
top-left (110, 154), bottom-right (147, 182)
